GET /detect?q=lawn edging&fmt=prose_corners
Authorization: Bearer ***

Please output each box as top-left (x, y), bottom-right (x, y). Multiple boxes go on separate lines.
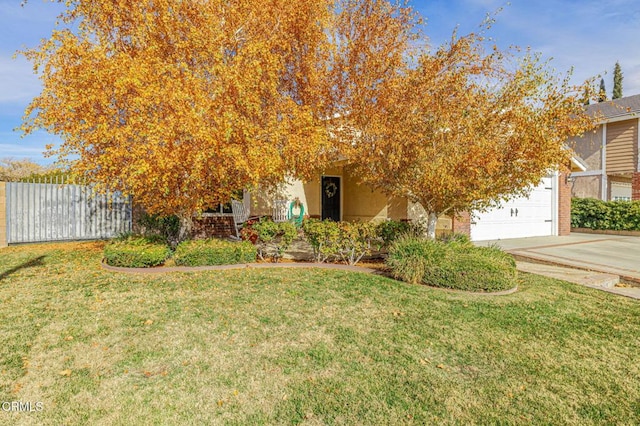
top-left (101, 260), bottom-right (378, 275)
top-left (100, 260), bottom-right (518, 295)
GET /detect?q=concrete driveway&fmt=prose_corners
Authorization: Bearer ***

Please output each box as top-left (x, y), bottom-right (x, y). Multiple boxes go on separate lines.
top-left (476, 232), bottom-right (640, 283)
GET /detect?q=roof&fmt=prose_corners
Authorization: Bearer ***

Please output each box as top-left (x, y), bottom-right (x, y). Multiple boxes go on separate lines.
top-left (570, 155), bottom-right (588, 172)
top-left (586, 94), bottom-right (640, 121)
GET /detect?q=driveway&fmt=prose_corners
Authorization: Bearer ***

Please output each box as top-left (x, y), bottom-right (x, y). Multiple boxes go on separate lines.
top-left (475, 232), bottom-right (640, 283)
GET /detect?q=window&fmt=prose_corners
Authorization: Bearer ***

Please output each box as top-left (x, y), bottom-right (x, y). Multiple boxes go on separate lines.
top-left (203, 189), bottom-right (245, 215)
top-left (613, 196), bottom-right (631, 202)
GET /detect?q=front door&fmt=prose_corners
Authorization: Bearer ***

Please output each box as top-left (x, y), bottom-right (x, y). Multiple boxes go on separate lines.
top-left (321, 176), bottom-right (341, 221)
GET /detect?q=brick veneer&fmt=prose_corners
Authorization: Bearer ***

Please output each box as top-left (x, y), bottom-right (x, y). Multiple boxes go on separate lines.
top-left (132, 202), bottom-right (235, 239)
top-left (452, 211), bottom-right (471, 236)
top-left (558, 171), bottom-right (572, 236)
top-left (633, 172), bottom-right (640, 201)
top-left (192, 216), bottom-right (235, 239)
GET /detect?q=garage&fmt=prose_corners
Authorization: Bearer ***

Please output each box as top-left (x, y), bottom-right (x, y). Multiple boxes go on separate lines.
top-left (470, 175), bottom-right (558, 241)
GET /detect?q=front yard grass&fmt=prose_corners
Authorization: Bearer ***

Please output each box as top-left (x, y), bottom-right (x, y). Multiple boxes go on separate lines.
top-left (0, 242), bottom-right (638, 425)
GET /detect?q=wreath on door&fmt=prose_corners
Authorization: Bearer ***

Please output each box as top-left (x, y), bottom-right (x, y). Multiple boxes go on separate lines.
top-left (324, 181), bottom-right (338, 198)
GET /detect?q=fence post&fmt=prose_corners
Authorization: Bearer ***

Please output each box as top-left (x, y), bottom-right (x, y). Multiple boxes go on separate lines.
top-left (0, 182), bottom-right (7, 248)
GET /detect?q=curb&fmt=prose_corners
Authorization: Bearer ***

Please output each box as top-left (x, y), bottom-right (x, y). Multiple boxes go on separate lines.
top-left (508, 251), bottom-right (640, 287)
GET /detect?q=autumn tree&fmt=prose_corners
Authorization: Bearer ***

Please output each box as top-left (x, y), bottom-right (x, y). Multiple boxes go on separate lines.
top-left (613, 61), bottom-right (623, 99)
top-left (347, 29), bottom-right (595, 238)
top-left (0, 157), bottom-right (51, 181)
top-left (21, 0), bottom-right (424, 240)
top-left (22, 0), bottom-right (343, 239)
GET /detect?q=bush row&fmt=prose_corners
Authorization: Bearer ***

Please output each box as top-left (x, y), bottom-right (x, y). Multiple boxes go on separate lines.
top-left (571, 198), bottom-right (640, 231)
top-left (173, 239), bottom-right (256, 266)
top-left (104, 218), bottom-right (467, 268)
top-left (387, 235), bottom-right (516, 292)
top-left (104, 236), bottom-right (256, 268)
top-left (238, 218), bottom-right (418, 265)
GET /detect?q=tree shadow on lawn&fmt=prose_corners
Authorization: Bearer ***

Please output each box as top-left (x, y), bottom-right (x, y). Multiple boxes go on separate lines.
top-left (0, 256), bottom-right (46, 282)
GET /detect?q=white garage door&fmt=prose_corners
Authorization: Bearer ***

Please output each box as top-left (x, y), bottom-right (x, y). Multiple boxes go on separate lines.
top-left (470, 175), bottom-right (557, 241)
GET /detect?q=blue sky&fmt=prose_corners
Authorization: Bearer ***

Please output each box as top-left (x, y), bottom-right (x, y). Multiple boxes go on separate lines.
top-left (1, 0), bottom-right (638, 164)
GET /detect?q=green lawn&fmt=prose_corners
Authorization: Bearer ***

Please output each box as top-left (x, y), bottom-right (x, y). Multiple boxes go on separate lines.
top-left (0, 242), bottom-right (638, 425)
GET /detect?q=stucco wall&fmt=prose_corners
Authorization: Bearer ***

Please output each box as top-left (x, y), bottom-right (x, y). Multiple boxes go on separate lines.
top-left (342, 167), bottom-right (388, 222)
top-left (407, 201), bottom-right (453, 232)
top-left (251, 166), bottom-right (411, 223)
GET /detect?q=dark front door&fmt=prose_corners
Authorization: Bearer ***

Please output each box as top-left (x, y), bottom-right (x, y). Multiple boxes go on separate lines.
top-left (321, 176), bottom-right (341, 221)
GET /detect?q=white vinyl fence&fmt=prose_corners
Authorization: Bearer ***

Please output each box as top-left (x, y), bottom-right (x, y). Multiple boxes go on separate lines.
top-left (6, 178), bottom-right (131, 244)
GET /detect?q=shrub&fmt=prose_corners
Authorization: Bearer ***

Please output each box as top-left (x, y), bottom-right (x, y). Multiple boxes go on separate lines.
top-left (377, 220), bottom-right (411, 248)
top-left (173, 239), bottom-right (256, 266)
top-left (437, 232), bottom-right (472, 247)
top-left (387, 235), bottom-right (445, 284)
top-left (426, 245), bottom-right (517, 292)
top-left (336, 221), bottom-right (381, 265)
top-left (302, 219), bottom-right (380, 265)
top-left (302, 219), bottom-right (341, 263)
top-left (243, 219), bottom-right (298, 262)
top-left (136, 213), bottom-right (180, 245)
top-left (104, 235), bottom-right (170, 268)
top-left (387, 236), bottom-right (516, 292)
top-left (572, 198), bottom-right (640, 231)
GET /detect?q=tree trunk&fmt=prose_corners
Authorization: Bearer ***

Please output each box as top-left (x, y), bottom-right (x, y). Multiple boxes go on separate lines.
top-left (176, 214), bottom-right (193, 246)
top-left (426, 212), bottom-right (438, 240)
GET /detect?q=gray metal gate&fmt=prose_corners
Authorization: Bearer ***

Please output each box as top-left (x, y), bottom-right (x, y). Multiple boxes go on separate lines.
top-left (6, 179), bottom-right (131, 244)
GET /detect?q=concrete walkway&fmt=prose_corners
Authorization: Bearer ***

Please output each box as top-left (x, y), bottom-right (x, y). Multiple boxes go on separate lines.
top-left (477, 233), bottom-right (640, 300)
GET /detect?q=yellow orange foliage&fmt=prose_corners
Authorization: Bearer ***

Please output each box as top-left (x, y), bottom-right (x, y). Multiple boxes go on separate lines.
top-left (22, 0), bottom-right (346, 220)
top-left (22, 1), bottom-right (594, 239)
top-left (346, 27), bottom-right (596, 236)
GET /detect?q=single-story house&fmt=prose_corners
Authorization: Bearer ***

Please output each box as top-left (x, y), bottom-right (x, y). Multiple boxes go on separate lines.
top-left (236, 157), bottom-right (586, 242)
top-left (569, 94), bottom-right (640, 202)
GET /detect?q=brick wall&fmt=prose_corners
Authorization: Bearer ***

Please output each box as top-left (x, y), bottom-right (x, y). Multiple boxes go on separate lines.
top-left (633, 172), bottom-right (640, 201)
top-left (192, 216), bottom-right (235, 239)
top-left (558, 171), bottom-right (572, 236)
top-left (0, 182), bottom-right (6, 248)
top-left (132, 202), bottom-right (236, 239)
top-left (451, 211), bottom-right (471, 237)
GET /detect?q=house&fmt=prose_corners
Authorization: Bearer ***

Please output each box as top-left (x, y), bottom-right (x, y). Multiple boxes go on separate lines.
top-left (247, 157), bottom-right (585, 242)
top-left (570, 94), bottom-right (640, 201)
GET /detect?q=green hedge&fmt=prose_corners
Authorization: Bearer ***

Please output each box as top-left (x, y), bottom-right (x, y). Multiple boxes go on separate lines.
top-left (572, 198), bottom-right (640, 231)
top-left (387, 236), bottom-right (516, 292)
top-left (173, 238), bottom-right (256, 266)
top-left (104, 236), bottom-right (170, 268)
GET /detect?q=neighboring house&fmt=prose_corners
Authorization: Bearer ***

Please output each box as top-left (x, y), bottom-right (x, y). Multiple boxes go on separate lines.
top-left (570, 94), bottom-right (640, 202)
top-left (248, 157), bottom-right (585, 241)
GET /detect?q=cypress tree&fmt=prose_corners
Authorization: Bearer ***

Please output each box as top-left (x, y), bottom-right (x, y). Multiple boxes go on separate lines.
top-left (613, 62), bottom-right (623, 99)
